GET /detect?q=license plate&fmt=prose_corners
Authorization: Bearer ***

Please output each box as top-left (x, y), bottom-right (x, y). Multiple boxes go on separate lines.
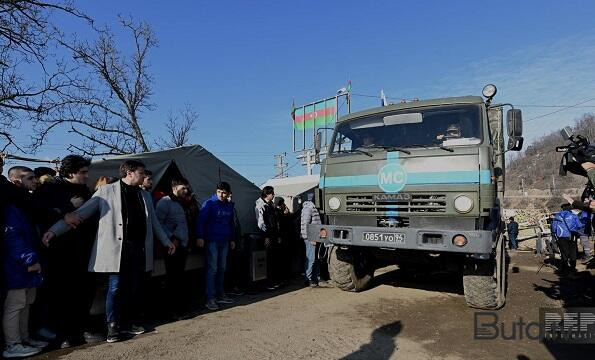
top-left (362, 232), bottom-right (406, 243)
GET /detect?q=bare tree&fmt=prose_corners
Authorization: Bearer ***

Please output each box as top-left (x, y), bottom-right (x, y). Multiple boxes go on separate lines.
top-left (156, 103), bottom-right (198, 149)
top-left (0, 0), bottom-right (91, 152)
top-left (33, 16), bottom-right (157, 156)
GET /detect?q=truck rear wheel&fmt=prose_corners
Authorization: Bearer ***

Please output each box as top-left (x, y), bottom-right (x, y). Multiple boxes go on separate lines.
top-left (462, 235), bottom-right (507, 309)
top-left (329, 246), bottom-right (374, 292)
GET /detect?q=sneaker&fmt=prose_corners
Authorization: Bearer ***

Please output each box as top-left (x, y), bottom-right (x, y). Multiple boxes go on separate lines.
top-left (122, 324), bottom-right (145, 335)
top-left (266, 283), bottom-right (281, 290)
top-left (309, 282), bottom-right (319, 288)
top-left (216, 295), bottom-right (234, 304)
top-left (24, 338), bottom-right (48, 348)
top-left (227, 287), bottom-right (245, 296)
top-left (205, 299), bottom-right (219, 311)
top-left (36, 327), bottom-right (56, 341)
top-left (83, 331), bottom-right (106, 343)
top-left (581, 256), bottom-right (593, 264)
top-left (107, 322), bottom-right (120, 343)
top-left (3, 343), bottom-right (41, 358)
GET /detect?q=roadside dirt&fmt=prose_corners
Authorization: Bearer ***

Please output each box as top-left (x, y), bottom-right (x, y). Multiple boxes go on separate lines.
top-left (33, 251), bottom-right (595, 359)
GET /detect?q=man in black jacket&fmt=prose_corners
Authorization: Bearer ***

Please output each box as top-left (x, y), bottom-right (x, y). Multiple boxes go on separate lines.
top-left (34, 155), bottom-right (102, 347)
top-left (255, 186), bottom-right (282, 289)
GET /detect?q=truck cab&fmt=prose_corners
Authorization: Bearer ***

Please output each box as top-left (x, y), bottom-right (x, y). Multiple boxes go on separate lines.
top-left (308, 87), bottom-right (523, 309)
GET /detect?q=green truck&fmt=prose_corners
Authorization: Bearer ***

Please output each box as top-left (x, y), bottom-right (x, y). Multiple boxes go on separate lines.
top-left (309, 85), bottom-right (523, 309)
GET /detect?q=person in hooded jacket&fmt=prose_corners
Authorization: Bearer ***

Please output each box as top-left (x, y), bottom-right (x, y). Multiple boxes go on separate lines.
top-left (196, 182), bottom-right (236, 311)
top-left (551, 203), bottom-right (584, 274)
top-left (300, 194), bottom-right (322, 287)
top-left (1, 166), bottom-right (47, 358)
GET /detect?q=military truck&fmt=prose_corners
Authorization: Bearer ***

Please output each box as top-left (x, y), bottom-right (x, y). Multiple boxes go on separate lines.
top-left (308, 85), bottom-right (523, 309)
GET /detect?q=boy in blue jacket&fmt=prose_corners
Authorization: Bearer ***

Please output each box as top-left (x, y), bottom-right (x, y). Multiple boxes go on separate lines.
top-left (196, 182), bottom-right (236, 310)
top-left (2, 166), bottom-right (47, 358)
top-left (551, 203), bottom-right (584, 273)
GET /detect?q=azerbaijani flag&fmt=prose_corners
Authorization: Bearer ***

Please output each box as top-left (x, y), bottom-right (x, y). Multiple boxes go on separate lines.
top-left (293, 98), bottom-right (337, 130)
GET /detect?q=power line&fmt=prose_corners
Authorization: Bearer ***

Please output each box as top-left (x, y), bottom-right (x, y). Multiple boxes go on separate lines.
top-left (524, 97), bottom-right (595, 123)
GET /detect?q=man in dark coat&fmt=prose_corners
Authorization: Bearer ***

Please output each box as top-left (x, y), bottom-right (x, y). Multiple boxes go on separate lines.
top-left (34, 155), bottom-right (101, 347)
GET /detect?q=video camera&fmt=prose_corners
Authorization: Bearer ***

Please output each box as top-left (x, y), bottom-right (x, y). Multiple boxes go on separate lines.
top-left (557, 126), bottom-right (595, 178)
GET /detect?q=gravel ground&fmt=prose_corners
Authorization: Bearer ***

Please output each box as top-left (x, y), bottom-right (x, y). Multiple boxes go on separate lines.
top-left (32, 251), bottom-right (595, 360)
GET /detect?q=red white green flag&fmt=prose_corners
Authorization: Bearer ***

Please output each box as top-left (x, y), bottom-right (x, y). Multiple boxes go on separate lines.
top-left (293, 98), bottom-right (337, 130)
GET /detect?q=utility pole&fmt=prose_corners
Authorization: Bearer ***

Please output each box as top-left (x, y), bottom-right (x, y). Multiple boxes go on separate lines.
top-left (274, 152), bottom-right (288, 178)
top-left (551, 175), bottom-right (556, 195)
top-left (520, 178), bottom-right (525, 197)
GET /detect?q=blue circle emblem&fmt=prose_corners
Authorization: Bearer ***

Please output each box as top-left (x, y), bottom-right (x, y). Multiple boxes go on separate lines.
top-left (378, 163), bottom-right (407, 193)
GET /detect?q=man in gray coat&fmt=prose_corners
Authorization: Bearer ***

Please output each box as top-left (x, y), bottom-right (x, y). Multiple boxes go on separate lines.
top-left (300, 194), bottom-right (321, 287)
top-left (42, 160), bottom-right (175, 343)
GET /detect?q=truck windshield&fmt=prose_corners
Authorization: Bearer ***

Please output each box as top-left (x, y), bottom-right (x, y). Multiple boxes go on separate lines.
top-left (330, 104), bottom-right (482, 156)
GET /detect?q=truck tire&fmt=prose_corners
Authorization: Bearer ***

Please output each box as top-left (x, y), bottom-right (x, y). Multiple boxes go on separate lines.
top-left (329, 246), bottom-right (374, 292)
top-left (462, 235), bottom-right (506, 310)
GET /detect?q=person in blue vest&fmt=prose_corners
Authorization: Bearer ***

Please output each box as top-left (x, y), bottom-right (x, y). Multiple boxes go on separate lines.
top-left (551, 204), bottom-right (583, 274)
top-left (196, 182), bottom-right (236, 311)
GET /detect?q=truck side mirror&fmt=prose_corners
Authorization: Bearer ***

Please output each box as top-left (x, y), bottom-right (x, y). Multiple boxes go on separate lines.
top-left (506, 109), bottom-right (523, 137)
top-left (507, 136), bottom-right (523, 151)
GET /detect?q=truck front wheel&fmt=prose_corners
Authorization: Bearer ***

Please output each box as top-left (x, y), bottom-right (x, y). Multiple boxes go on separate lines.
top-left (462, 235), bottom-right (507, 310)
top-left (329, 246), bottom-right (375, 292)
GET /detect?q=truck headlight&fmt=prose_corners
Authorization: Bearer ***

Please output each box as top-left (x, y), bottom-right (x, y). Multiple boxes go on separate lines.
top-left (454, 195), bottom-right (474, 213)
top-left (328, 197), bottom-right (341, 211)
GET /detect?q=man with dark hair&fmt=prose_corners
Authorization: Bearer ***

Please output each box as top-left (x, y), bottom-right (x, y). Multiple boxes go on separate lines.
top-left (140, 170), bottom-right (153, 191)
top-left (42, 159), bottom-right (176, 343)
top-left (33, 154), bottom-right (99, 347)
top-left (33, 167), bottom-right (56, 179)
top-left (507, 217), bottom-right (519, 250)
top-left (551, 203), bottom-right (583, 274)
top-left (255, 186), bottom-right (282, 290)
top-left (156, 177), bottom-right (191, 318)
top-left (197, 181), bottom-right (236, 310)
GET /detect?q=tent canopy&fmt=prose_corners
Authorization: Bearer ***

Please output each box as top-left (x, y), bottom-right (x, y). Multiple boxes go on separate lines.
top-left (88, 145), bottom-right (261, 234)
top-left (261, 175), bottom-right (319, 197)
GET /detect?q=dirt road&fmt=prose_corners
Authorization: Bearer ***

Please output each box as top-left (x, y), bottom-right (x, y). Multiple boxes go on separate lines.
top-left (34, 251), bottom-right (594, 359)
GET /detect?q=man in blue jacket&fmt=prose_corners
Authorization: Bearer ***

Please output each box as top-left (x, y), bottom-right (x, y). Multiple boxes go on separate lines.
top-left (196, 182), bottom-right (236, 311)
top-left (551, 203), bottom-right (584, 274)
top-left (2, 166), bottom-right (47, 358)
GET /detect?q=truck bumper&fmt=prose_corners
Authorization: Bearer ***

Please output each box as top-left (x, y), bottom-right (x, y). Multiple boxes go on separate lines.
top-left (307, 224), bottom-right (495, 255)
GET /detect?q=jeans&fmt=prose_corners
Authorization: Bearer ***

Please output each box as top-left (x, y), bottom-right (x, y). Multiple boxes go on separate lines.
top-left (509, 235), bottom-right (518, 250)
top-left (3, 288), bottom-right (36, 345)
top-left (165, 247), bottom-right (188, 312)
top-left (580, 235), bottom-right (591, 257)
top-left (206, 241), bottom-right (229, 301)
top-left (557, 237), bottom-right (577, 270)
top-left (106, 251), bottom-right (145, 325)
top-left (304, 240), bottom-right (319, 284)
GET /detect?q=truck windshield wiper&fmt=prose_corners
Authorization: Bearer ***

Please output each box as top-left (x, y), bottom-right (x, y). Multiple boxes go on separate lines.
top-left (409, 143), bottom-right (454, 153)
top-left (334, 149), bottom-right (373, 157)
top-left (361, 144), bottom-right (411, 154)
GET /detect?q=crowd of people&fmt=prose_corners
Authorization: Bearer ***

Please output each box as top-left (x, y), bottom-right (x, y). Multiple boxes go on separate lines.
top-left (0, 155), bottom-right (326, 358)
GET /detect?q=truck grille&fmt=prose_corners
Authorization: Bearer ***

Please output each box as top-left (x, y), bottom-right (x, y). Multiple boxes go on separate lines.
top-left (346, 194), bottom-right (447, 213)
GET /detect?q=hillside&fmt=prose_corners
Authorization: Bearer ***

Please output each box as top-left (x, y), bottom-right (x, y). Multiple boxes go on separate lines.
top-left (504, 114), bottom-right (595, 211)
